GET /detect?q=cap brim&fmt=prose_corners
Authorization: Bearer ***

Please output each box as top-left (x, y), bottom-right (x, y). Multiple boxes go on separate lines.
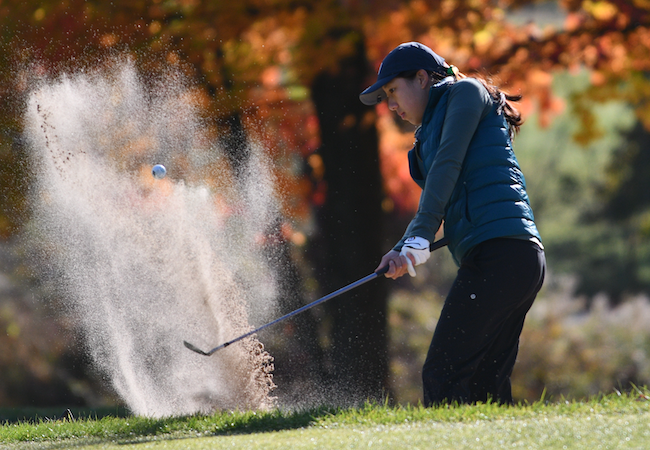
top-left (359, 74), bottom-right (397, 106)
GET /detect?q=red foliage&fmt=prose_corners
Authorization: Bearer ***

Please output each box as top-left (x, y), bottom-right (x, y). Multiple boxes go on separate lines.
top-left (3, 0), bottom-right (650, 218)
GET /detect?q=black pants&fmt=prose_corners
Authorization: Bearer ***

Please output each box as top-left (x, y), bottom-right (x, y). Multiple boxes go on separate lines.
top-left (422, 238), bottom-right (546, 406)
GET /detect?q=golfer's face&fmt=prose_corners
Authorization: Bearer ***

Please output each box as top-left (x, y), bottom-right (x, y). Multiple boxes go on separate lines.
top-left (382, 76), bottom-right (428, 126)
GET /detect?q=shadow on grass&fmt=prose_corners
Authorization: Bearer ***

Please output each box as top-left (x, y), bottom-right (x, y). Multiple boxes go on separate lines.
top-left (0, 405), bottom-right (129, 424)
top-left (205, 406), bottom-right (341, 436)
top-left (1, 404), bottom-right (342, 445)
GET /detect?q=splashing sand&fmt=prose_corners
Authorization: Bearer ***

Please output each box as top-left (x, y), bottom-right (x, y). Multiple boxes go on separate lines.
top-left (23, 59), bottom-right (277, 417)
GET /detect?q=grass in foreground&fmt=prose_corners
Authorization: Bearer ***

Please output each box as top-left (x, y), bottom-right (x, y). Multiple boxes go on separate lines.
top-left (1, 389), bottom-right (649, 449)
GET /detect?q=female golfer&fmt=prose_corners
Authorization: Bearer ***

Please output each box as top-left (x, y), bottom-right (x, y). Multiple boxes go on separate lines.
top-left (361, 42), bottom-right (546, 405)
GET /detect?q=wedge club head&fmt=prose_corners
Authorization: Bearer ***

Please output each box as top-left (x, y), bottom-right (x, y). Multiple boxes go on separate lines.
top-left (183, 340), bottom-right (210, 356)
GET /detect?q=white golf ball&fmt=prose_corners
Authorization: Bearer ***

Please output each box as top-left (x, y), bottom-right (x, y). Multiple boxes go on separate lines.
top-left (152, 164), bottom-right (167, 179)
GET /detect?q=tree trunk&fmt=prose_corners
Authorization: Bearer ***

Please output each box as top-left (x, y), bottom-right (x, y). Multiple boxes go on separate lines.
top-left (310, 35), bottom-right (389, 402)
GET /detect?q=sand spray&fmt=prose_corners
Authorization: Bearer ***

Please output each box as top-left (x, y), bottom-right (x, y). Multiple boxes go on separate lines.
top-left (23, 58), bottom-right (278, 417)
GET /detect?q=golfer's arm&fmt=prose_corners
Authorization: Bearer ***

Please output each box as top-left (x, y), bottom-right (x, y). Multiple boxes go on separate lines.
top-left (396, 80), bottom-right (489, 249)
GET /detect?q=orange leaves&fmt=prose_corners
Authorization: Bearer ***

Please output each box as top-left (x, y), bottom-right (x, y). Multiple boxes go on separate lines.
top-left (100, 33), bottom-right (119, 48)
top-left (564, 11), bottom-right (586, 31)
top-left (4, 0), bottom-right (650, 222)
top-left (375, 104), bottom-right (420, 214)
top-left (527, 69), bottom-right (566, 128)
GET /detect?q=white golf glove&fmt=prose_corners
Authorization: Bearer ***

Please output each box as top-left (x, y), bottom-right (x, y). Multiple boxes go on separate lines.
top-left (400, 236), bottom-right (431, 277)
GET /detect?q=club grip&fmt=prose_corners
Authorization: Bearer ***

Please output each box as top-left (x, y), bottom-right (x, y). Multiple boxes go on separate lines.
top-left (429, 237), bottom-right (449, 252)
top-left (375, 265), bottom-right (390, 276)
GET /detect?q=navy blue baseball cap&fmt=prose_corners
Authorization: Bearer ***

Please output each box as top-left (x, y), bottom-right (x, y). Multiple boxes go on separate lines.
top-left (359, 42), bottom-right (448, 106)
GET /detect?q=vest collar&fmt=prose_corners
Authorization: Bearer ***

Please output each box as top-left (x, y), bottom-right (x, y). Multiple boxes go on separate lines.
top-left (415, 77), bottom-right (455, 139)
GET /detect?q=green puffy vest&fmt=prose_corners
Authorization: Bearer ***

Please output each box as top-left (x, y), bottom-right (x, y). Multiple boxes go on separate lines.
top-left (408, 80), bottom-right (541, 265)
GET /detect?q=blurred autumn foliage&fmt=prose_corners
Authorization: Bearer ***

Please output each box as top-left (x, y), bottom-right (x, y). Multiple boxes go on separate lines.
top-left (2, 0), bottom-right (650, 407)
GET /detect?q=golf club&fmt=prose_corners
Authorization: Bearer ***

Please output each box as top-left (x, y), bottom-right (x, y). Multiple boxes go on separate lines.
top-left (184, 237), bottom-right (449, 356)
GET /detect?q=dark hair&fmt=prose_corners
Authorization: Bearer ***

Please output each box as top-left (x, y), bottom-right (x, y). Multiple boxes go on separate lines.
top-left (396, 68), bottom-right (523, 139)
top-left (476, 76), bottom-right (523, 139)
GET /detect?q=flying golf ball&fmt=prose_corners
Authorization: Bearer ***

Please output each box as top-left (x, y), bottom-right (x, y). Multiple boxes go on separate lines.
top-left (152, 164), bottom-right (167, 179)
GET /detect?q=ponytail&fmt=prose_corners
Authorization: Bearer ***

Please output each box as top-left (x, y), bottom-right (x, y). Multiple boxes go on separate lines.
top-left (484, 82), bottom-right (523, 139)
top-left (446, 67), bottom-right (522, 139)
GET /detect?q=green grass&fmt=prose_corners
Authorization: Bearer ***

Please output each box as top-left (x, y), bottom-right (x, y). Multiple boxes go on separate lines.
top-left (1, 390), bottom-right (649, 449)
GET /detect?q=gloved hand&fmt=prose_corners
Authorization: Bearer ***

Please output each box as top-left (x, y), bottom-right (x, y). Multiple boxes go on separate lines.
top-left (399, 236), bottom-right (431, 277)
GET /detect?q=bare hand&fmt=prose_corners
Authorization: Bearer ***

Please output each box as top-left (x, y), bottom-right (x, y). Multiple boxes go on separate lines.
top-left (375, 250), bottom-right (413, 279)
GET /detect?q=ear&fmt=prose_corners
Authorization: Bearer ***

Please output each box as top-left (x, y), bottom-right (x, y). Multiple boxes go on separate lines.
top-left (416, 69), bottom-right (430, 89)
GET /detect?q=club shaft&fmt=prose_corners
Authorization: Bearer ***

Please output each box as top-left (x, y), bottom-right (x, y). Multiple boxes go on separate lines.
top-left (186, 237), bottom-right (449, 356)
top-left (214, 272), bottom-right (379, 353)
